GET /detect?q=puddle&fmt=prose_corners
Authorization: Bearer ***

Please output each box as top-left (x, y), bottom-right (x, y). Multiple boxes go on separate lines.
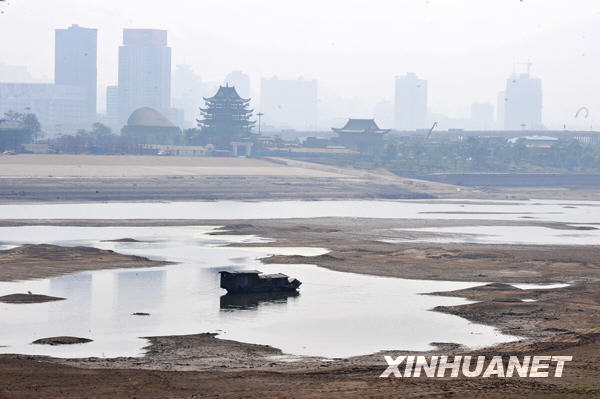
top-left (510, 283), bottom-right (570, 290)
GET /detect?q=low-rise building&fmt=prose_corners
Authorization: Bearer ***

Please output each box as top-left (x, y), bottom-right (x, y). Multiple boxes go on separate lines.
top-left (332, 118), bottom-right (389, 154)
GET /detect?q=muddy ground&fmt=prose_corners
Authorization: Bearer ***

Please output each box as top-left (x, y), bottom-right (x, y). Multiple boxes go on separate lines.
top-left (0, 293), bottom-right (65, 303)
top-left (2, 329), bottom-right (600, 398)
top-left (0, 243), bottom-right (171, 281)
top-left (0, 217), bottom-right (599, 397)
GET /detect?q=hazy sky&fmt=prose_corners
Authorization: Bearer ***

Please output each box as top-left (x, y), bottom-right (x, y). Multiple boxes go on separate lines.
top-left (0, 0), bottom-right (599, 128)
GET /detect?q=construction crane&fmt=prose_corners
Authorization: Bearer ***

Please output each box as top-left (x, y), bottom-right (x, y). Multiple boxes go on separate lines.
top-left (424, 122), bottom-right (438, 143)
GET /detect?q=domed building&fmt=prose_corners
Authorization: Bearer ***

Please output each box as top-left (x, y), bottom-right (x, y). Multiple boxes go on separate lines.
top-left (121, 107), bottom-right (182, 145)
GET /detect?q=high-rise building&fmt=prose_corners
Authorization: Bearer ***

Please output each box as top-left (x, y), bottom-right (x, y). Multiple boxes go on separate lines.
top-left (105, 85), bottom-right (119, 128)
top-left (260, 76), bottom-right (318, 130)
top-left (224, 70), bottom-right (250, 99)
top-left (394, 72), bottom-right (427, 131)
top-left (503, 72), bottom-right (542, 130)
top-left (55, 24), bottom-right (97, 123)
top-left (118, 29), bottom-right (171, 124)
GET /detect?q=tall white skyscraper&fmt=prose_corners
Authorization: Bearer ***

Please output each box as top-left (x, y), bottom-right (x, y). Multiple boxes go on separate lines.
top-left (394, 72), bottom-right (427, 131)
top-left (105, 85), bottom-right (119, 128)
top-left (503, 72), bottom-right (542, 130)
top-left (224, 70), bottom-right (250, 99)
top-left (118, 29), bottom-right (171, 124)
top-left (55, 24), bottom-right (97, 123)
top-left (260, 76), bottom-right (318, 130)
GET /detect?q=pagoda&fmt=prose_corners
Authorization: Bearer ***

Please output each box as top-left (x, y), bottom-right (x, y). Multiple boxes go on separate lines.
top-left (197, 85), bottom-right (255, 148)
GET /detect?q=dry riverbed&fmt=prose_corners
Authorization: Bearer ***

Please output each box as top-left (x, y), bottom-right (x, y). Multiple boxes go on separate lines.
top-left (0, 217), bottom-right (599, 398)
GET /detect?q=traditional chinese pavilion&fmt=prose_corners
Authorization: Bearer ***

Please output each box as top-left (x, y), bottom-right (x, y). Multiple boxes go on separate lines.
top-left (197, 85), bottom-right (255, 149)
top-left (332, 118), bottom-right (389, 154)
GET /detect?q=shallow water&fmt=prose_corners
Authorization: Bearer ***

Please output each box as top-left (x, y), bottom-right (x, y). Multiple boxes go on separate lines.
top-left (0, 226), bottom-right (517, 359)
top-left (1, 199), bottom-right (599, 224)
top-left (0, 199), bottom-right (591, 359)
top-left (385, 225), bottom-right (600, 245)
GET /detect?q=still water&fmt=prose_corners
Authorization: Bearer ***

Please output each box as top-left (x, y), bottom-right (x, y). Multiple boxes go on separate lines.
top-left (0, 199), bottom-right (599, 223)
top-left (0, 226), bottom-right (517, 359)
top-left (384, 225), bottom-right (600, 245)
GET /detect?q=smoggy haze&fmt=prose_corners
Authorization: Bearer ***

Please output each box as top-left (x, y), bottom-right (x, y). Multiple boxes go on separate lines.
top-left (0, 0), bottom-right (598, 128)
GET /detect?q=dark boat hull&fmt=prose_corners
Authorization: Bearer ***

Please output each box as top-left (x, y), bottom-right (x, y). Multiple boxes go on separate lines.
top-left (219, 270), bottom-right (302, 294)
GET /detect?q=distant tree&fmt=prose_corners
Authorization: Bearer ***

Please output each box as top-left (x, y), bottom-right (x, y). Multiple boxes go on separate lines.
top-left (3, 111), bottom-right (42, 141)
top-left (184, 128), bottom-right (204, 145)
top-left (464, 137), bottom-right (490, 170)
top-left (21, 113), bottom-right (42, 140)
top-left (90, 122), bottom-right (113, 137)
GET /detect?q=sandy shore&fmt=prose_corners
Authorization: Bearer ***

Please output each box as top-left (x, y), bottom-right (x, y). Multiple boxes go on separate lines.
top-left (0, 154), bottom-right (348, 178)
top-left (2, 154), bottom-right (600, 202)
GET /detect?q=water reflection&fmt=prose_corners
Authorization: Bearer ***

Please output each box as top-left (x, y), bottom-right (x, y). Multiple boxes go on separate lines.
top-left (220, 291), bottom-right (300, 311)
top-left (0, 225), bottom-right (519, 358)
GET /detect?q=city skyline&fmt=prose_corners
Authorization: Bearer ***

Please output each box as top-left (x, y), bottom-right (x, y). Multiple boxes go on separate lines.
top-left (1, 0), bottom-right (598, 130)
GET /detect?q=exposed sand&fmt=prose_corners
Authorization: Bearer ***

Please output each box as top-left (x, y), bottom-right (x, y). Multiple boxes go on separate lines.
top-left (0, 154), bottom-right (476, 203)
top-left (0, 154), bottom-right (347, 178)
top-left (1, 154), bottom-right (599, 203)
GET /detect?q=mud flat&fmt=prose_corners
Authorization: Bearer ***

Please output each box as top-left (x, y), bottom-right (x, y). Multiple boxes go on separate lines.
top-left (32, 337), bottom-right (93, 346)
top-left (429, 282), bottom-right (600, 340)
top-left (205, 218), bottom-right (600, 283)
top-left (1, 328), bottom-right (599, 399)
top-left (0, 217), bottom-right (599, 397)
top-left (0, 244), bottom-right (171, 281)
top-left (0, 293), bottom-right (65, 303)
